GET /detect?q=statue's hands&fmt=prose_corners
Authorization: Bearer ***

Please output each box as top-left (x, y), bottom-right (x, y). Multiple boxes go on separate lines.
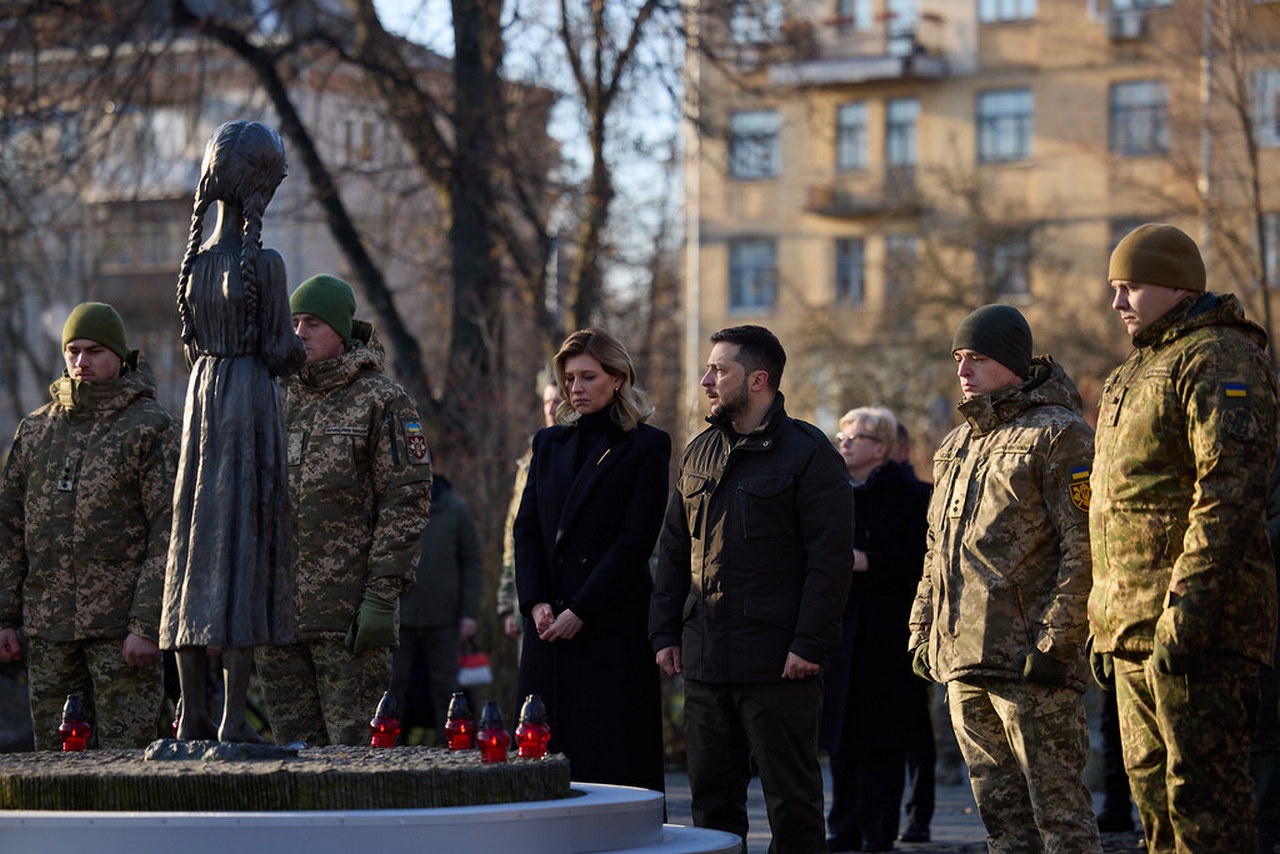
top-left (345, 588), bottom-right (398, 654)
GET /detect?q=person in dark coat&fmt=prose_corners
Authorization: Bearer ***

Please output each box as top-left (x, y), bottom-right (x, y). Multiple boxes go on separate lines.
top-left (514, 328), bottom-right (671, 792)
top-left (392, 472), bottom-right (482, 743)
top-left (821, 406), bottom-right (929, 852)
top-left (651, 325), bottom-right (854, 849)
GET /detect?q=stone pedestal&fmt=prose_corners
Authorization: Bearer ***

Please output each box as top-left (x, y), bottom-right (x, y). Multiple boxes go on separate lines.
top-left (0, 742), bottom-right (570, 811)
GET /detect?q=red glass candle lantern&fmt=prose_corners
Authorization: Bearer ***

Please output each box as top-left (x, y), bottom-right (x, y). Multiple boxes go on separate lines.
top-left (369, 691), bottom-right (400, 748)
top-left (59, 694), bottom-right (90, 752)
top-left (515, 694), bottom-right (551, 759)
top-left (443, 692), bottom-right (475, 751)
top-left (476, 700), bottom-right (510, 763)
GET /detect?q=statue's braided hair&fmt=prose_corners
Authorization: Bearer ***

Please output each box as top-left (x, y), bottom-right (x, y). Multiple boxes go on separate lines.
top-left (176, 120), bottom-right (287, 352)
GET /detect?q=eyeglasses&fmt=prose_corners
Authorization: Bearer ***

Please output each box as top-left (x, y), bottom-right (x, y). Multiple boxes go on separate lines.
top-left (836, 433), bottom-right (883, 444)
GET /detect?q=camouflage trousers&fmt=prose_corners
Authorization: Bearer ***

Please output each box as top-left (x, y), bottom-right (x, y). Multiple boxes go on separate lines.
top-left (255, 637), bottom-right (392, 746)
top-left (1114, 654), bottom-right (1259, 853)
top-left (947, 677), bottom-right (1101, 854)
top-left (27, 636), bottom-right (163, 751)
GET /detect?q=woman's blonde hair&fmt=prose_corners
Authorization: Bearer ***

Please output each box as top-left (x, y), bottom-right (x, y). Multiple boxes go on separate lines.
top-left (838, 406), bottom-right (898, 447)
top-left (552, 328), bottom-right (654, 431)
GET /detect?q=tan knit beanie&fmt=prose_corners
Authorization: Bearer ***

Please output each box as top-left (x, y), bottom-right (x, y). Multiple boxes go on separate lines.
top-left (1108, 223), bottom-right (1206, 292)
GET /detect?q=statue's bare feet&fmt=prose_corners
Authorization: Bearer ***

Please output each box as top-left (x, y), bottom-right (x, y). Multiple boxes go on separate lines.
top-left (218, 720), bottom-right (268, 744)
top-left (176, 713), bottom-right (219, 741)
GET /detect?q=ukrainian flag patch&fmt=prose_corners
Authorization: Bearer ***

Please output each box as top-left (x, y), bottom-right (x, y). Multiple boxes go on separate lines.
top-left (1224, 382), bottom-right (1249, 398)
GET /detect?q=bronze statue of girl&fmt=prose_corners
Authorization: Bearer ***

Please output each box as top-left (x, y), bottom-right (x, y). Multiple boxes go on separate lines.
top-left (161, 120), bottom-right (305, 742)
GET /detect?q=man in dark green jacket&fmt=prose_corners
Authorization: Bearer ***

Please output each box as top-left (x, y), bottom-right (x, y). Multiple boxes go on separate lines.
top-left (652, 324), bottom-right (853, 851)
top-left (1091, 223), bottom-right (1280, 852)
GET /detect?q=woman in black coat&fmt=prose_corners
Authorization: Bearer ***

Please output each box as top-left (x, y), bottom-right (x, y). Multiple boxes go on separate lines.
top-left (821, 406), bottom-right (931, 853)
top-left (514, 328), bottom-right (671, 792)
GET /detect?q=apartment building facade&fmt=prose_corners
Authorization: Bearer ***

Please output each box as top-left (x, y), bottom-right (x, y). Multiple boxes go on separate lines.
top-left (686, 0), bottom-right (1280, 450)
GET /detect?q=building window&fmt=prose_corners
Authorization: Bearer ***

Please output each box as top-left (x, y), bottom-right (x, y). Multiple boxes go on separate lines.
top-left (979, 235), bottom-right (1031, 297)
top-left (1109, 80), bottom-right (1169, 156)
top-left (884, 233), bottom-right (918, 296)
top-left (730, 0), bottom-right (784, 44)
top-left (979, 0), bottom-right (1036, 22)
top-left (1255, 68), bottom-right (1280, 148)
top-left (835, 238), bottom-right (865, 304)
top-left (886, 0), bottom-right (918, 57)
top-left (886, 97), bottom-right (918, 168)
top-left (977, 89), bottom-right (1033, 163)
top-left (1265, 212), bottom-right (1280, 288)
top-left (729, 239), bottom-right (778, 310)
top-left (836, 102), bottom-right (868, 172)
top-left (729, 109), bottom-right (781, 180)
top-left (99, 210), bottom-right (187, 271)
top-left (833, 0), bottom-right (871, 33)
top-left (344, 119), bottom-right (377, 163)
top-left (1109, 217), bottom-right (1146, 252)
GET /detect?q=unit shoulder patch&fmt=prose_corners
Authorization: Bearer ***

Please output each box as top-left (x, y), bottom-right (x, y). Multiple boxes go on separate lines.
top-left (1221, 381), bottom-right (1259, 442)
top-left (404, 421), bottom-right (430, 464)
top-left (1068, 465), bottom-right (1091, 513)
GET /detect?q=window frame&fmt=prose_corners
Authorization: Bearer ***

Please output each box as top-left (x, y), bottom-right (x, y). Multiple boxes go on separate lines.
top-left (1255, 68), bottom-right (1280, 149)
top-left (979, 234), bottom-right (1032, 298)
top-left (977, 88), bottom-right (1034, 163)
top-left (978, 0), bottom-right (1037, 22)
top-left (885, 97), bottom-right (919, 168)
top-left (728, 108), bottom-right (782, 180)
top-left (728, 238), bottom-right (779, 311)
top-left (834, 237), bottom-right (866, 305)
top-left (1109, 79), bottom-right (1170, 156)
top-left (836, 101), bottom-right (868, 172)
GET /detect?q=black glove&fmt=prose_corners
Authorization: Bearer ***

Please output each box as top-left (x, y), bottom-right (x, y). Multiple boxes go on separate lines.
top-left (1152, 637), bottom-right (1206, 676)
top-left (1021, 648), bottom-right (1069, 686)
top-left (345, 587), bottom-right (398, 654)
top-left (910, 642), bottom-right (933, 682)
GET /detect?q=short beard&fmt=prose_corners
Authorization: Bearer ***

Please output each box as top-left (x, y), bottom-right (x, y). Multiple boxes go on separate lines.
top-left (711, 378), bottom-right (750, 424)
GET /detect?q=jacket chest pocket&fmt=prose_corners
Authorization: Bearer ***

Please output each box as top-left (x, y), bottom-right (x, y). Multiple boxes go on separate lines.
top-left (738, 474), bottom-right (795, 539)
top-left (931, 450), bottom-right (966, 521)
top-left (292, 426), bottom-right (370, 475)
top-left (680, 473), bottom-right (712, 539)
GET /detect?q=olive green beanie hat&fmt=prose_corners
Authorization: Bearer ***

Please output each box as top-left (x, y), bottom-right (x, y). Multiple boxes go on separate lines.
top-left (952, 304), bottom-right (1033, 380)
top-left (62, 302), bottom-right (128, 360)
top-left (1108, 223), bottom-right (1206, 292)
top-left (290, 274), bottom-right (356, 341)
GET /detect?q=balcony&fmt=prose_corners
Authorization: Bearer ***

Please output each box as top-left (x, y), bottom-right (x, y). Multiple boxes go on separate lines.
top-left (807, 169), bottom-right (924, 219)
top-left (769, 16), bottom-right (948, 87)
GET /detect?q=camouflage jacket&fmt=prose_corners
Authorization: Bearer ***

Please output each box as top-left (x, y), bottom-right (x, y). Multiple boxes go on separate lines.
top-left (909, 356), bottom-right (1095, 689)
top-left (284, 323), bottom-right (432, 638)
top-left (0, 354), bottom-right (179, 642)
top-left (1089, 293), bottom-right (1279, 665)
top-left (495, 446), bottom-right (531, 619)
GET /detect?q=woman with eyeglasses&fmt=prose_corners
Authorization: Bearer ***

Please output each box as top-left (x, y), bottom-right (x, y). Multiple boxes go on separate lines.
top-left (821, 406), bottom-right (932, 852)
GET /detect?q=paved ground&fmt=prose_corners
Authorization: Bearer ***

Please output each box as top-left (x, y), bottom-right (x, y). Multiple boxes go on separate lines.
top-left (663, 764), bottom-right (1147, 853)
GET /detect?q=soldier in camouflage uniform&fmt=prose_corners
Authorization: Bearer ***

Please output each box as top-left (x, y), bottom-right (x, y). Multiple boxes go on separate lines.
top-left (1090, 223), bottom-right (1280, 853)
top-left (256, 275), bottom-right (432, 746)
top-left (908, 304), bottom-right (1100, 853)
top-left (0, 303), bottom-right (179, 749)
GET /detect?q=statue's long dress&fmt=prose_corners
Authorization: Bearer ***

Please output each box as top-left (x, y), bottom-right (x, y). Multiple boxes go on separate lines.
top-left (160, 248), bottom-right (305, 649)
